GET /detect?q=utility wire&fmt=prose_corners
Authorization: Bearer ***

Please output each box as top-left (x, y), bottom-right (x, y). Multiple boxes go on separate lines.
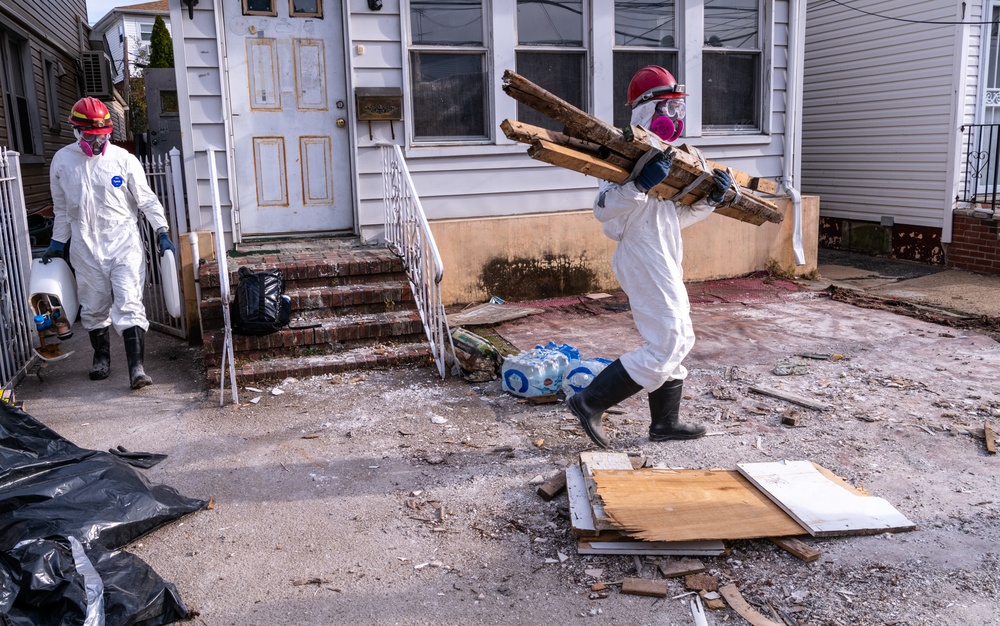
top-left (821, 0), bottom-right (998, 26)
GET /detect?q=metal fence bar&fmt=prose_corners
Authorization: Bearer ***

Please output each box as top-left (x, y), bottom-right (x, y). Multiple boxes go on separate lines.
top-left (139, 153), bottom-right (187, 338)
top-left (380, 144), bottom-right (455, 379)
top-left (959, 123), bottom-right (1000, 214)
top-left (0, 149), bottom-right (38, 390)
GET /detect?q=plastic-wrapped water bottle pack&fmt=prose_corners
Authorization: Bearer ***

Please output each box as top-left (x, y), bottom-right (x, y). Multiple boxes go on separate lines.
top-left (501, 341), bottom-right (609, 399)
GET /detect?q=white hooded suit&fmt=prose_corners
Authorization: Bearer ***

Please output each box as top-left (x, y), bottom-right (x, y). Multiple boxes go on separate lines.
top-left (593, 101), bottom-right (716, 391)
top-left (50, 142), bottom-right (169, 334)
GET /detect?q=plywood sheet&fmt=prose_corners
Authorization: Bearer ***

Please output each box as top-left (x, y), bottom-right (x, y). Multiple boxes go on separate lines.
top-left (592, 468), bottom-right (806, 542)
top-left (736, 460), bottom-right (916, 537)
top-left (446, 303), bottom-right (544, 327)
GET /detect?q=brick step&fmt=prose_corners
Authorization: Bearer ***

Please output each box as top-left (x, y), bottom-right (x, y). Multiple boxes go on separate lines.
top-left (202, 309), bottom-right (427, 367)
top-left (199, 280), bottom-right (415, 330)
top-left (199, 250), bottom-right (406, 295)
top-left (206, 340), bottom-right (434, 385)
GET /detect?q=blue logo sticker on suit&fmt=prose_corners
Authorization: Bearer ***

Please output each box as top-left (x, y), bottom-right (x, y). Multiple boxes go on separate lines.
top-left (111, 175), bottom-right (123, 187)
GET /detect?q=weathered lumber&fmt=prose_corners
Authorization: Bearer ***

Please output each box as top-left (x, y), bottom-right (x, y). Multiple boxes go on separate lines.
top-left (718, 584), bottom-right (785, 626)
top-left (768, 536), bottom-right (821, 562)
top-left (985, 423), bottom-right (997, 454)
top-left (501, 70), bottom-right (783, 225)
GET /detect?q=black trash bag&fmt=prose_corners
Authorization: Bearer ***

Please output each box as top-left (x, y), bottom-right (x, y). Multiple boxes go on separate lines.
top-left (230, 266), bottom-right (291, 335)
top-left (0, 401), bottom-right (208, 625)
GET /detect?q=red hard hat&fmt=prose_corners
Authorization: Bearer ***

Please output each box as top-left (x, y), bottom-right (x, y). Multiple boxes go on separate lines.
top-left (68, 97), bottom-right (113, 135)
top-left (626, 66), bottom-right (687, 108)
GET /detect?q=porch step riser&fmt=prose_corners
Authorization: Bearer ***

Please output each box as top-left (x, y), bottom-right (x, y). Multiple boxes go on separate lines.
top-left (202, 316), bottom-right (427, 366)
top-left (205, 344), bottom-right (433, 385)
top-left (199, 283), bottom-right (415, 330)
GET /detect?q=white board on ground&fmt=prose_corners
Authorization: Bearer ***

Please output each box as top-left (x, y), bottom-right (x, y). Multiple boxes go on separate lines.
top-left (736, 460), bottom-right (916, 537)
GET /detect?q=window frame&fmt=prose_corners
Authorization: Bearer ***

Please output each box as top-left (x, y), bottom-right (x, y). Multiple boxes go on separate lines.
top-left (42, 53), bottom-right (61, 133)
top-left (243, 0), bottom-right (278, 17)
top-left (289, 0), bottom-right (323, 18)
top-left (0, 24), bottom-right (43, 159)
top-left (402, 0), bottom-right (495, 146)
top-left (700, 0), bottom-right (766, 134)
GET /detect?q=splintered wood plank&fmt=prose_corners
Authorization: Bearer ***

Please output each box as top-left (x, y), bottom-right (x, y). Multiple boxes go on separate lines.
top-left (580, 452), bottom-right (635, 531)
top-left (748, 385), bottom-right (832, 411)
top-left (536, 469), bottom-right (567, 501)
top-left (985, 423), bottom-right (997, 454)
top-left (718, 584), bottom-right (784, 626)
top-left (577, 540), bottom-right (726, 556)
top-left (591, 468), bottom-right (806, 541)
top-left (500, 70), bottom-right (783, 225)
top-left (736, 461), bottom-right (917, 537)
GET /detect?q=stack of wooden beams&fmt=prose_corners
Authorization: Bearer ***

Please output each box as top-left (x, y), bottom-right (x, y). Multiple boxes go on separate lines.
top-left (500, 70), bottom-right (785, 227)
top-left (564, 453), bottom-right (916, 558)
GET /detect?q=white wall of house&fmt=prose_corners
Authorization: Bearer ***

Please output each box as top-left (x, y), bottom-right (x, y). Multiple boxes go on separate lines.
top-left (801, 0), bottom-right (975, 231)
top-left (171, 0), bottom-right (799, 247)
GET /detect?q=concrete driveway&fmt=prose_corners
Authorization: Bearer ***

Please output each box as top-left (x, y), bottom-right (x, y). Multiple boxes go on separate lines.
top-left (8, 251), bottom-right (1000, 625)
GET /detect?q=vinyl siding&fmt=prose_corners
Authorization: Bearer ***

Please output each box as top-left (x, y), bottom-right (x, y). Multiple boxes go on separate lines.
top-left (802, 0), bottom-right (967, 228)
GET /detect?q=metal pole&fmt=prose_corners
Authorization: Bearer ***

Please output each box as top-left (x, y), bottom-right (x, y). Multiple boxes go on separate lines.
top-left (207, 148), bottom-right (238, 405)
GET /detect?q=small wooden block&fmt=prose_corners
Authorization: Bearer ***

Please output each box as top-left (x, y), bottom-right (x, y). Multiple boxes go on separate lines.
top-left (659, 558), bottom-right (706, 578)
top-left (621, 577), bottom-right (668, 598)
top-left (684, 573), bottom-right (719, 592)
top-left (536, 470), bottom-right (567, 501)
top-left (781, 413), bottom-right (800, 427)
top-left (528, 393), bottom-right (559, 405)
top-left (769, 536), bottom-right (821, 562)
top-left (985, 423), bottom-right (997, 454)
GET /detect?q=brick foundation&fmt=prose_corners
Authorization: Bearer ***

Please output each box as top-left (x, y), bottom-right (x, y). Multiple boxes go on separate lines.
top-left (948, 210), bottom-right (1000, 275)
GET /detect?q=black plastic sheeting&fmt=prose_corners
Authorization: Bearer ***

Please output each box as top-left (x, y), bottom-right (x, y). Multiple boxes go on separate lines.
top-left (0, 401), bottom-right (208, 625)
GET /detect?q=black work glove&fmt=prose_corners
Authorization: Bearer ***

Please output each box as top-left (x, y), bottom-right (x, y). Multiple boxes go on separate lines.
top-left (41, 240), bottom-right (65, 264)
top-left (709, 168), bottom-right (732, 204)
top-left (634, 150), bottom-right (675, 193)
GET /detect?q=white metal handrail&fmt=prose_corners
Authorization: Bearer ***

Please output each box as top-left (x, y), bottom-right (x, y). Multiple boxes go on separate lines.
top-left (0, 148), bottom-right (37, 390)
top-left (380, 144), bottom-right (455, 378)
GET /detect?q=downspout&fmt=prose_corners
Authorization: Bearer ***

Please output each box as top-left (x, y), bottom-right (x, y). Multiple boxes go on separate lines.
top-left (783, 0), bottom-right (807, 266)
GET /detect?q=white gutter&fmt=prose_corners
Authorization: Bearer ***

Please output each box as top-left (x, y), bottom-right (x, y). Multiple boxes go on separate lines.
top-left (783, 0), bottom-right (807, 266)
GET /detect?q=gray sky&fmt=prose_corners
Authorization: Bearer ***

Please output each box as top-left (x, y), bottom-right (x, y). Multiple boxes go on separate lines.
top-left (87, 0), bottom-right (129, 25)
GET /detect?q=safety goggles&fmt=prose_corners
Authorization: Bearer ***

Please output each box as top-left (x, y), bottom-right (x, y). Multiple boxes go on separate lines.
top-left (655, 98), bottom-right (686, 120)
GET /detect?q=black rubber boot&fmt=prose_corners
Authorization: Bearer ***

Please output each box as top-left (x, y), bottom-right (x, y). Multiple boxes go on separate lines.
top-left (648, 379), bottom-right (706, 441)
top-left (567, 359), bottom-right (643, 448)
top-left (88, 327), bottom-right (111, 381)
top-left (123, 326), bottom-right (152, 389)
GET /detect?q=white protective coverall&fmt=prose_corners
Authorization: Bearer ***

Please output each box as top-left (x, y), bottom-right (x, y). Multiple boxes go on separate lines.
top-left (593, 100), bottom-right (716, 391)
top-left (50, 142), bottom-right (168, 334)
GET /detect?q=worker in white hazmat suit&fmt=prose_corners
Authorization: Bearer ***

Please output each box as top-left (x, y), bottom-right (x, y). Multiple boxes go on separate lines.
top-left (41, 97), bottom-right (177, 390)
top-left (567, 66), bottom-right (733, 448)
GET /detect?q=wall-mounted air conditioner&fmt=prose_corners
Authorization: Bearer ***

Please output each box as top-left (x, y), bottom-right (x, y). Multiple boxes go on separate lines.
top-left (80, 51), bottom-right (112, 98)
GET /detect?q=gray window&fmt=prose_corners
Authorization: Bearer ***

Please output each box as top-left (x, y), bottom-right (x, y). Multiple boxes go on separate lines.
top-left (409, 0), bottom-right (488, 141)
top-left (515, 0), bottom-right (587, 132)
top-left (703, 0), bottom-right (761, 131)
top-left (612, 0), bottom-right (677, 129)
top-left (0, 28), bottom-right (40, 156)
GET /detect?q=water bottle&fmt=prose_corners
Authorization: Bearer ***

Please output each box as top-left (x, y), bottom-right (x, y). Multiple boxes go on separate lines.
top-left (561, 357), bottom-right (613, 398)
top-left (501, 347), bottom-right (570, 397)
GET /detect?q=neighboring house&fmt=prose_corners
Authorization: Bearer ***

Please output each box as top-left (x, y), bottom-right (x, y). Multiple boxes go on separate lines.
top-left (169, 0), bottom-right (817, 304)
top-left (802, 0), bottom-right (1000, 275)
top-left (91, 0), bottom-right (170, 85)
top-left (0, 0), bottom-right (89, 209)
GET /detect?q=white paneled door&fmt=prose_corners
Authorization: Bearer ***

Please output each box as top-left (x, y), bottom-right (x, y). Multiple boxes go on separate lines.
top-left (223, 0), bottom-right (352, 237)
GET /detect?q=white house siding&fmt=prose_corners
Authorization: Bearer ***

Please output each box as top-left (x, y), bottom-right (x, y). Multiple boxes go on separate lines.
top-left (802, 0), bottom-right (964, 228)
top-left (168, 1), bottom-right (231, 235)
top-left (173, 0), bottom-right (794, 245)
